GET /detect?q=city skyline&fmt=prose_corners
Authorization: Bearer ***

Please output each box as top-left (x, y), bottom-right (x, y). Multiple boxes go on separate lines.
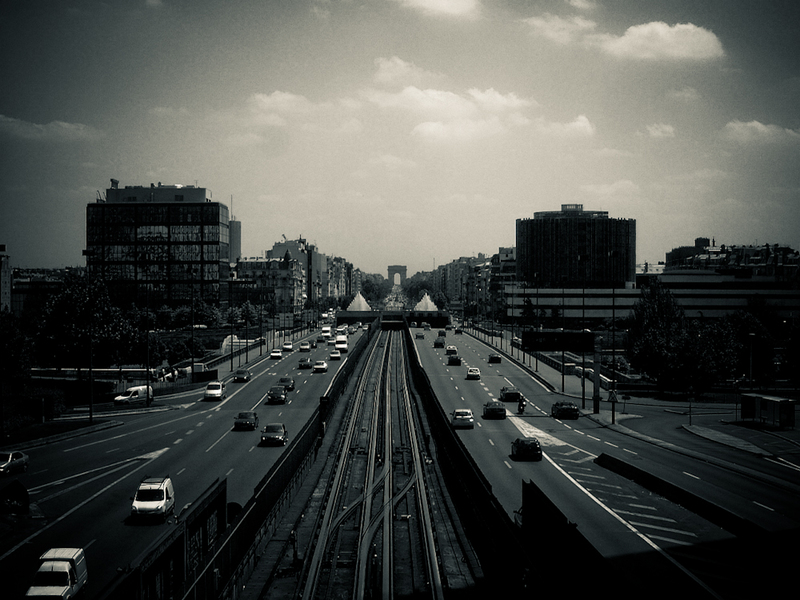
top-left (1, 1), bottom-right (799, 276)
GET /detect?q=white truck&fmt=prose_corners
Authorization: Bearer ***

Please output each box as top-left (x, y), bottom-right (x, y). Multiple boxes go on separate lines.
top-left (26, 547), bottom-right (88, 599)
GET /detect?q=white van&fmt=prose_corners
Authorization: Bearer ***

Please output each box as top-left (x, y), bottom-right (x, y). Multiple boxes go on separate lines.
top-left (114, 385), bottom-right (152, 404)
top-left (26, 547), bottom-right (88, 599)
top-left (131, 476), bottom-right (175, 521)
top-left (321, 325), bottom-right (332, 339)
top-left (334, 335), bottom-right (349, 353)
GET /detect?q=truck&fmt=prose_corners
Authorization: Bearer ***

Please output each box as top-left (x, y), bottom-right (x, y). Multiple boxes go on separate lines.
top-left (26, 547), bottom-right (88, 599)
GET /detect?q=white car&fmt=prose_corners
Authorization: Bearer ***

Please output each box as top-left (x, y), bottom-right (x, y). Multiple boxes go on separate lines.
top-left (313, 360), bottom-right (329, 373)
top-left (270, 348), bottom-right (283, 359)
top-left (466, 367), bottom-right (481, 380)
top-left (329, 349), bottom-right (341, 360)
top-left (451, 408), bottom-right (475, 429)
top-left (203, 381), bottom-right (226, 400)
top-left (299, 341), bottom-right (311, 352)
top-left (282, 341), bottom-right (293, 352)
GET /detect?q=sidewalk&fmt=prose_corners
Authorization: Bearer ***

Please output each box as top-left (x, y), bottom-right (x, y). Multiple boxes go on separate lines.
top-left (467, 328), bottom-right (800, 462)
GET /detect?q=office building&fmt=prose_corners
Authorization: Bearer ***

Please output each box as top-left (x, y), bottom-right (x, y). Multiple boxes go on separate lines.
top-left (516, 204), bottom-right (636, 289)
top-left (85, 180), bottom-right (230, 306)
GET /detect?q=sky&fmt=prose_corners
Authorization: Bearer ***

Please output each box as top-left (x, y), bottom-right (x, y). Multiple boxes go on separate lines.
top-left (1, 0), bottom-right (799, 278)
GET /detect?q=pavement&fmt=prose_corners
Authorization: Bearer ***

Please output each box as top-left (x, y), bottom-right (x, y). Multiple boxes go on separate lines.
top-left (469, 329), bottom-right (800, 464)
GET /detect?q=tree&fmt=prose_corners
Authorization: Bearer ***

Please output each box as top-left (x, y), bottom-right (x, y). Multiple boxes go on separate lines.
top-left (35, 272), bottom-right (136, 368)
top-left (626, 281), bottom-right (686, 389)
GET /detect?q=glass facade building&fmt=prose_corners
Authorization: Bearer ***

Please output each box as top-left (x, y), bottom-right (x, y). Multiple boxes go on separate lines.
top-left (85, 182), bottom-right (230, 306)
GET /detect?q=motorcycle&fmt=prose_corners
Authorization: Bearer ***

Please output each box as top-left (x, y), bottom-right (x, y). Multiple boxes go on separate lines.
top-left (517, 400), bottom-right (526, 415)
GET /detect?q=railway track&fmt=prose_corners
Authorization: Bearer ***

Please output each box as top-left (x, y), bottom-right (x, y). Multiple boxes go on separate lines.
top-left (299, 330), bottom-right (446, 599)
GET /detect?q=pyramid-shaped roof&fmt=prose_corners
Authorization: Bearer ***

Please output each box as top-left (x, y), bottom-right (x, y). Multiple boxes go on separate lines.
top-left (347, 292), bottom-right (372, 311)
top-left (414, 293), bottom-right (438, 311)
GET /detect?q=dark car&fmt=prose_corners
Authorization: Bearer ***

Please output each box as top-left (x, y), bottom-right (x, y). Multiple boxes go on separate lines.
top-left (552, 401), bottom-right (580, 420)
top-left (415, 332), bottom-right (425, 339)
top-left (511, 437), bottom-right (542, 461)
top-left (266, 385), bottom-right (287, 404)
top-left (447, 355), bottom-right (462, 366)
top-left (233, 368), bottom-right (252, 382)
top-left (433, 336), bottom-right (446, 348)
top-left (261, 423), bottom-right (288, 446)
top-left (279, 377), bottom-right (295, 391)
top-left (298, 358), bottom-right (313, 369)
top-left (499, 386), bottom-right (523, 403)
top-left (233, 411), bottom-right (259, 430)
top-left (482, 400), bottom-right (507, 419)
top-left (454, 327), bottom-right (463, 334)
top-left (488, 354), bottom-right (502, 364)
top-left (0, 451), bottom-right (29, 475)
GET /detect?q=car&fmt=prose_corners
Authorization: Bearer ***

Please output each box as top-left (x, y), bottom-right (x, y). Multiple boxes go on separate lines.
top-left (454, 327), bottom-right (463, 334)
top-left (261, 423), bottom-right (288, 446)
top-left (450, 408), bottom-right (475, 429)
top-left (298, 358), bottom-right (313, 369)
top-left (278, 377), bottom-right (295, 391)
top-left (447, 355), bottom-right (462, 366)
top-left (114, 385), bottom-right (153, 404)
top-left (203, 381), bottom-right (226, 400)
top-left (499, 386), bottom-right (523, 403)
top-left (488, 354), bottom-right (502, 363)
top-left (270, 348), bottom-right (283, 359)
top-left (282, 341), bottom-right (293, 352)
top-left (0, 450), bottom-right (29, 475)
top-left (466, 367), bottom-right (481, 380)
top-left (316, 335), bottom-right (326, 343)
top-left (233, 368), bottom-right (252, 382)
top-left (433, 337), bottom-right (446, 348)
top-left (299, 342), bottom-right (311, 352)
top-left (233, 411), bottom-right (259, 430)
top-left (552, 401), bottom-right (580, 420)
top-left (415, 332), bottom-right (425, 339)
top-left (266, 385), bottom-right (287, 404)
top-left (313, 360), bottom-right (328, 373)
top-left (327, 337), bottom-right (337, 345)
top-left (445, 345), bottom-right (458, 355)
top-left (482, 401), bottom-right (507, 419)
top-left (329, 349), bottom-right (341, 360)
top-left (511, 437), bottom-right (542, 461)
top-left (131, 476), bottom-right (175, 520)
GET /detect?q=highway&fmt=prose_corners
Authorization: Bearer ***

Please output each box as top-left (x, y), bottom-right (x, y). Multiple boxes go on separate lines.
top-left (3, 322), bottom-right (798, 599)
top-left (413, 326), bottom-right (800, 598)
top-left (0, 332), bottom-right (355, 599)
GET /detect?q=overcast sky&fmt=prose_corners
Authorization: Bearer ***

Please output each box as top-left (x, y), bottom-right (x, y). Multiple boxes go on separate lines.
top-left (1, 0), bottom-right (798, 277)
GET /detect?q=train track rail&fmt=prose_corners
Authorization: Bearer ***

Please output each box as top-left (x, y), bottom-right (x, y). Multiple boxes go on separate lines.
top-left (299, 330), bottom-right (445, 599)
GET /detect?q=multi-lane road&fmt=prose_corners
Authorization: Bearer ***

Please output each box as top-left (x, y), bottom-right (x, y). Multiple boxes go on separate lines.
top-left (3, 323), bottom-right (798, 599)
top-left (413, 327), bottom-right (800, 599)
top-left (1, 333), bottom-right (352, 599)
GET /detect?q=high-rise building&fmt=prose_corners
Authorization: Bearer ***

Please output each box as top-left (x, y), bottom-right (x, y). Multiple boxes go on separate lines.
top-left (85, 180), bottom-right (230, 306)
top-left (516, 204), bottom-right (635, 288)
top-left (229, 219), bottom-right (242, 265)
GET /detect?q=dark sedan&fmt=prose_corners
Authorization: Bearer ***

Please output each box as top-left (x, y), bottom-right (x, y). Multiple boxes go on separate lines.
top-left (482, 401), bottom-right (507, 419)
top-left (260, 423), bottom-right (288, 446)
top-left (511, 437), bottom-right (542, 461)
top-left (233, 411), bottom-right (259, 430)
top-left (551, 401), bottom-right (580, 420)
top-left (0, 451), bottom-right (29, 474)
top-left (279, 377), bottom-right (295, 391)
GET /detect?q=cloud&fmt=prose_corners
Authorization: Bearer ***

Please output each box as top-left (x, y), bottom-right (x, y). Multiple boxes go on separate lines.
top-left (522, 13), bottom-right (597, 45)
top-left (374, 56), bottom-right (440, 87)
top-left (0, 114), bottom-right (102, 142)
top-left (646, 123), bottom-right (675, 138)
top-left (723, 120), bottom-right (800, 145)
top-left (365, 85), bottom-right (532, 142)
top-left (668, 86), bottom-right (701, 102)
top-left (581, 179), bottom-right (640, 197)
top-left (392, 0), bottom-right (481, 19)
top-left (411, 117), bottom-right (504, 142)
top-left (565, 0), bottom-right (597, 9)
top-left (534, 114), bottom-right (595, 137)
top-left (593, 22), bottom-right (724, 60)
